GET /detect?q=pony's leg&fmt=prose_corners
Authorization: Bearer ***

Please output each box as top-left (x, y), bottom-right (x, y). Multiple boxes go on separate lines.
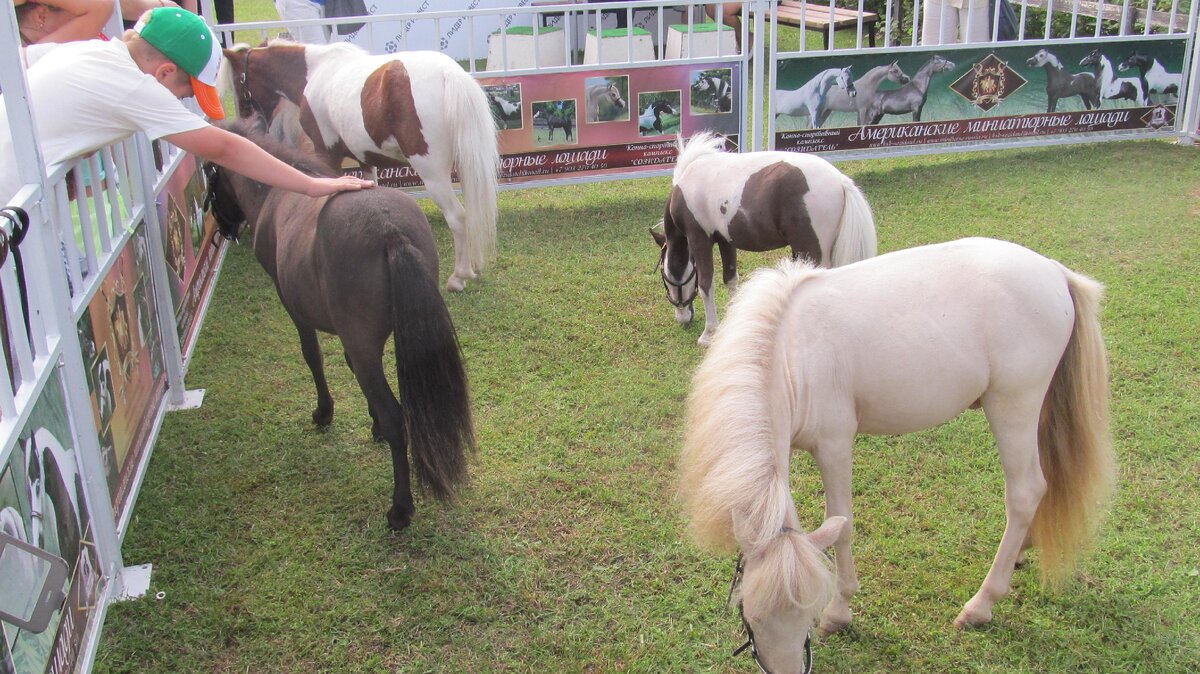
top-left (296, 324), bottom-right (333, 426)
top-left (345, 347), bottom-right (414, 531)
top-left (343, 350), bottom-right (383, 442)
top-left (715, 237), bottom-right (738, 293)
top-left (810, 437), bottom-right (859, 634)
top-left (689, 242), bottom-right (719, 347)
top-left (956, 398), bottom-right (1046, 628)
top-left (410, 158), bottom-right (474, 292)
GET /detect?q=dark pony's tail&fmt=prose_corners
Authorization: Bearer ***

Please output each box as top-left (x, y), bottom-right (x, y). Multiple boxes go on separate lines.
top-left (388, 238), bottom-right (474, 501)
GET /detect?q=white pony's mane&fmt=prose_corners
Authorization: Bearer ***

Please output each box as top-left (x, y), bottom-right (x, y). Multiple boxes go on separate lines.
top-left (681, 257), bottom-right (821, 553)
top-left (681, 257), bottom-right (833, 613)
top-left (672, 131), bottom-right (728, 184)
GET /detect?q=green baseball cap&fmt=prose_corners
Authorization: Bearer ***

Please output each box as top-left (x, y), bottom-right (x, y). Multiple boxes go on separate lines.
top-left (134, 7), bottom-right (224, 119)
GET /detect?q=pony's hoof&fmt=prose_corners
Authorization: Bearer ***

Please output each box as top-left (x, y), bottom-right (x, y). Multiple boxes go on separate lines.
top-left (312, 406), bottom-right (333, 427)
top-left (445, 276), bottom-right (467, 293)
top-left (697, 331), bottom-right (715, 348)
top-left (371, 422), bottom-right (385, 443)
top-left (387, 506), bottom-right (413, 531)
top-left (954, 605), bottom-right (993, 629)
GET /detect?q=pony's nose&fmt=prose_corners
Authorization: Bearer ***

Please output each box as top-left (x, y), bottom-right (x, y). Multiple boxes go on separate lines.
top-left (675, 305), bottom-right (694, 325)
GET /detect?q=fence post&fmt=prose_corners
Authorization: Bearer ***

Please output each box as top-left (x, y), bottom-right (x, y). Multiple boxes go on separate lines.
top-left (131, 136), bottom-right (204, 411)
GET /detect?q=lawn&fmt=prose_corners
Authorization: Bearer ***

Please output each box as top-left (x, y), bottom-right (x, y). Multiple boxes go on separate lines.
top-left (92, 137), bottom-right (1200, 673)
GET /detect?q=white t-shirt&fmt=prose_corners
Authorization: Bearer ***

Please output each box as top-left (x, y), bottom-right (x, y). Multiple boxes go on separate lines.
top-left (0, 39), bottom-right (209, 202)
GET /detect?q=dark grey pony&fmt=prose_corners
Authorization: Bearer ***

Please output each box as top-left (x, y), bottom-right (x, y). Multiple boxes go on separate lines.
top-left (205, 116), bottom-right (474, 531)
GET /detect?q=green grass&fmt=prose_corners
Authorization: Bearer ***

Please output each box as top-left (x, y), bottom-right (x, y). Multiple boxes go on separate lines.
top-left (93, 139), bottom-right (1200, 673)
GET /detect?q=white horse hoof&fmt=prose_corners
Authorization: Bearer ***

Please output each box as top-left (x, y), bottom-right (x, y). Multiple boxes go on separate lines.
top-left (697, 332), bottom-right (714, 348)
top-left (954, 604), bottom-right (993, 629)
top-left (445, 276), bottom-right (467, 293)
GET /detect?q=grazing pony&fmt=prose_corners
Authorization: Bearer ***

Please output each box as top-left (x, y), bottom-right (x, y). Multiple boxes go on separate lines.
top-left (680, 238), bottom-right (1114, 673)
top-left (872, 54), bottom-right (956, 123)
top-left (488, 92), bottom-right (520, 129)
top-left (638, 100), bottom-right (676, 134)
top-left (818, 61), bottom-right (910, 126)
top-left (650, 132), bottom-right (876, 347)
top-left (205, 117), bottom-right (474, 531)
top-left (1118, 51), bottom-right (1180, 102)
top-left (1026, 48), bottom-right (1100, 113)
top-left (586, 80), bottom-right (627, 122)
top-left (533, 107), bottom-right (575, 141)
top-left (774, 67), bottom-right (855, 129)
top-left (1080, 49), bottom-right (1147, 105)
top-left (220, 40), bottom-right (499, 292)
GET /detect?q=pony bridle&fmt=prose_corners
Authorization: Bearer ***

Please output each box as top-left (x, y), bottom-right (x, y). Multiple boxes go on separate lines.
top-left (202, 163), bottom-right (246, 242)
top-left (728, 554), bottom-right (815, 674)
top-left (656, 245), bottom-right (696, 308)
top-left (238, 49), bottom-right (271, 119)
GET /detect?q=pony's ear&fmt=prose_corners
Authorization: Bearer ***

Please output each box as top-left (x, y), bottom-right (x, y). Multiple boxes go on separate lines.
top-left (806, 516), bottom-right (847, 551)
top-left (649, 226), bottom-right (666, 248)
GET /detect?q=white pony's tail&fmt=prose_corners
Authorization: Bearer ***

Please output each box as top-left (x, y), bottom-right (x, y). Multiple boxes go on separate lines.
top-left (1031, 265), bottom-right (1114, 586)
top-left (672, 131), bottom-right (727, 184)
top-left (443, 63), bottom-right (500, 272)
top-left (829, 174), bottom-right (877, 267)
top-left (681, 258), bottom-right (821, 553)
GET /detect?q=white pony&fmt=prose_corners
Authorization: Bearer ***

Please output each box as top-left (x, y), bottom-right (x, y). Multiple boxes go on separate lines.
top-left (681, 238), bottom-right (1114, 673)
top-left (221, 40), bottom-right (499, 292)
top-left (774, 67), bottom-right (855, 129)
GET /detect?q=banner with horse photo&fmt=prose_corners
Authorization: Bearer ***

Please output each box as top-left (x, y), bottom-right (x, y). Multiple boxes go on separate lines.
top-left (0, 369), bottom-right (103, 674)
top-left (771, 37), bottom-right (1186, 156)
top-left (486, 62), bottom-right (741, 184)
top-left (346, 62), bottom-right (742, 188)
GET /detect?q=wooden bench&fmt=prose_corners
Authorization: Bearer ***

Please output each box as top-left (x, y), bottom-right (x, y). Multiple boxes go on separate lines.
top-left (771, 0), bottom-right (880, 50)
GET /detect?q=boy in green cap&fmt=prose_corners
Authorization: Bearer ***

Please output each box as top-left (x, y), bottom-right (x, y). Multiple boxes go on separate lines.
top-left (1, 7), bottom-right (373, 203)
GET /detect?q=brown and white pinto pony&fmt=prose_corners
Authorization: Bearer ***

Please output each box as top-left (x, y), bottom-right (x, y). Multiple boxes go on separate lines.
top-left (681, 239), bottom-right (1114, 673)
top-left (220, 40), bottom-right (499, 292)
top-left (650, 132), bottom-right (876, 347)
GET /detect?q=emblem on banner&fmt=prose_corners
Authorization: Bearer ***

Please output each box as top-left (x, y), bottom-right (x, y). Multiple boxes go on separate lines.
top-left (1142, 104), bottom-right (1175, 129)
top-left (950, 54), bottom-right (1027, 112)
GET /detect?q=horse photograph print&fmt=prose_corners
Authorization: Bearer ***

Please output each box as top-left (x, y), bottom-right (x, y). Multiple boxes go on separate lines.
top-left (204, 117), bottom-right (475, 532)
top-left (871, 54), bottom-right (956, 123)
top-left (774, 66), bottom-right (855, 130)
top-left (532, 99), bottom-right (577, 146)
top-left (485, 83), bottom-right (524, 130)
top-left (650, 132), bottom-right (876, 347)
top-left (817, 60), bottom-right (911, 127)
top-left (637, 92), bottom-right (681, 137)
top-left (220, 40), bottom-right (500, 293)
top-left (1080, 49), bottom-right (1147, 106)
top-left (1026, 48), bottom-right (1101, 113)
top-left (584, 76), bottom-right (629, 123)
top-left (681, 238), bottom-right (1114, 673)
top-left (1118, 51), bottom-right (1181, 102)
top-left (690, 68), bottom-right (733, 114)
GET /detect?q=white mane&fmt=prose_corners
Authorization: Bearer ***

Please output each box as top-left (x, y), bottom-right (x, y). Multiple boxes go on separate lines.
top-left (672, 131), bottom-right (728, 184)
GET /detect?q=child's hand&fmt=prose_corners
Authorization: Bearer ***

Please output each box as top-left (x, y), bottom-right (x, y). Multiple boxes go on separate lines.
top-left (307, 175), bottom-right (376, 197)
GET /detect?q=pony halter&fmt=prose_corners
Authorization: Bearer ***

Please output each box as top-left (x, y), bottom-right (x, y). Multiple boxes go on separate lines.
top-left (202, 163), bottom-right (246, 242)
top-left (728, 554), bottom-right (815, 674)
top-left (656, 245), bottom-right (696, 308)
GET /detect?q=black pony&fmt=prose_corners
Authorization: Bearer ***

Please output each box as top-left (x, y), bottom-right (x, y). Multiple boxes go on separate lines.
top-left (205, 117), bottom-right (474, 530)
